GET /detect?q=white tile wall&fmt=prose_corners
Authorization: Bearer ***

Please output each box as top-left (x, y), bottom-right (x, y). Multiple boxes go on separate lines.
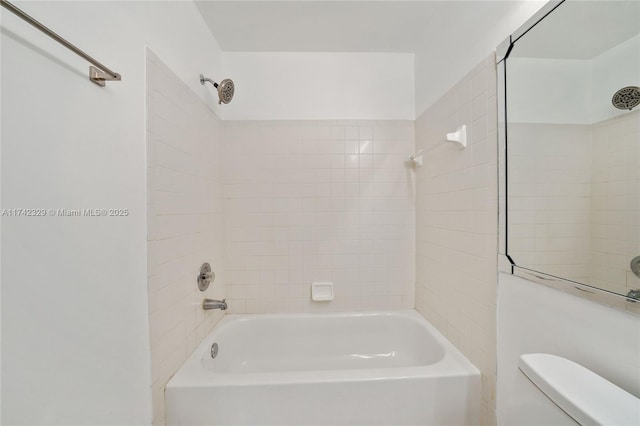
top-left (223, 120), bottom-right (415, 313)
top-left (414, 54), bottom-right (498, 426)
top-left (507, 123), bottom-right (592, 283)
top-left (591, 110), bottom-right (640, 295)
top-left (146, 50), bottom-right (226, 426)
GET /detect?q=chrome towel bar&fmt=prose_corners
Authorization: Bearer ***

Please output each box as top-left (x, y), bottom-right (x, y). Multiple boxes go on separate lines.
top-left (0, 0), bottom-right (121, 86)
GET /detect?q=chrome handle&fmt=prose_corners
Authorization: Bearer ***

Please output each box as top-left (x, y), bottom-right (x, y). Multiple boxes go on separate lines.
top-left (199, 271), bottom-right (213, 281)
top-left (630, 256), bottom-right (640, 279)
top-left (197, 263), bottom-right (214, 291)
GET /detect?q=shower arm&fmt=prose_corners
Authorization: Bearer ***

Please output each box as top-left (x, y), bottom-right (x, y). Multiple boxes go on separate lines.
top-left (199, 73), bottom-right (234, 105)
top-left (200, 75), bottom-right (218, 88)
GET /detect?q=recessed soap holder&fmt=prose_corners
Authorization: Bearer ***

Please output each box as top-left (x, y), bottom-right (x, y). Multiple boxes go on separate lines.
top-left (311, 282), bottom-right (334, 301)
top-left (197, 263), bottom-right (215, 291)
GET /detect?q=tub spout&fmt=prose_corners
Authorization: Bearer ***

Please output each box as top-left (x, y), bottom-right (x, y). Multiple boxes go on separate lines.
top-left (203, 298), bottom-right (227, 310)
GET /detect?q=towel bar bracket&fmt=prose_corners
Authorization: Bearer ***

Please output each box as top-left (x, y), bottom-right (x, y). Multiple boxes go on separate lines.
top-left (89, 66), bottom-right (122, 87)
top-left (1, 0), bottom-right (122, 87)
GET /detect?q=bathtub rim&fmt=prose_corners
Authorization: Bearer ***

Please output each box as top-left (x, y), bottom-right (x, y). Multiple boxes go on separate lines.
top-left (166, 309), bottom-right (480, 388)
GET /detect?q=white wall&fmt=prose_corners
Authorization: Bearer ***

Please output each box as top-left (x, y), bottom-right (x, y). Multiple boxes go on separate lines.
top-left (223, 120), bottom-right (415, 313)
top-left (1, 1), bottom-right (222, 423)
top-left (414, 54), bottom-right (498, 425)
top-left (219, 52), bottom-right (414, 121)
top-left (146, 50), bottom-right (227, 426)
top-left (497, 273), bottom-right (640, 425)
top-left (414, 0), bottom-right (545, 117)
top-left (499, 17), bottom-right (640, 426)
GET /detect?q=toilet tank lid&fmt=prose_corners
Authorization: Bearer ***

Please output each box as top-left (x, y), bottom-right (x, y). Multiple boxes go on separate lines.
top-left (518, 353), bottom-right (640, 426)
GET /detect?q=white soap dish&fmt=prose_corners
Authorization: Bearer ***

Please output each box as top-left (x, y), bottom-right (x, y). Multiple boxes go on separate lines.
top-left (311, 282), bottom-right (334, 301)
top-left (446, 124), bottom-right (467, 148)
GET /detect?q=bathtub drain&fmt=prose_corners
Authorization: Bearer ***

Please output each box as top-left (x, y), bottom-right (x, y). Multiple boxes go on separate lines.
top-left (211, 342), bottom-right (218, 359)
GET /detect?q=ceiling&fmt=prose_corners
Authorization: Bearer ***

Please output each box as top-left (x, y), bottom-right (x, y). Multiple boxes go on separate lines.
top-left (196, 1), bottom-right (527, 53)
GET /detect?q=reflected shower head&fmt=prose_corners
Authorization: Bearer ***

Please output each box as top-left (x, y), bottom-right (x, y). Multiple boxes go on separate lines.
top-left (200, 74), bottom-right (235, 104)
top-left (611, 86), bottom-right (640, 110)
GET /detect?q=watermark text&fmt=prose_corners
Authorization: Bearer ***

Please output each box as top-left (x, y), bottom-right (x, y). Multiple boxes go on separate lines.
top-left (2, 208), bottom-right (130, 217)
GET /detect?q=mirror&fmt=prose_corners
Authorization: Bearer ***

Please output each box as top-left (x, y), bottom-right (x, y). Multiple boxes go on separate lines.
top-left (503, 0), bottom-right (640, 298)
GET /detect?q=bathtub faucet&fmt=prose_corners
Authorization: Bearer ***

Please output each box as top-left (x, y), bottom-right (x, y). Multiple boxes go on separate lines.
top-left (203, 299), bottom-right (227, 310)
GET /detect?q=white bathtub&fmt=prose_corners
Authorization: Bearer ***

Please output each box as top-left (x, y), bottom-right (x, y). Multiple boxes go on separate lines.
top-left (166, 310), bottom-right (480, 425)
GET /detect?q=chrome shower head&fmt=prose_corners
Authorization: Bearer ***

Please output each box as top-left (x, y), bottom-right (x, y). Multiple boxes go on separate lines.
top-left (611, 86), bottom-right (640, 110)
top-left (216, 79), bottom-right (235, 105)
top-left (200, 74), bottom-right (235, 105)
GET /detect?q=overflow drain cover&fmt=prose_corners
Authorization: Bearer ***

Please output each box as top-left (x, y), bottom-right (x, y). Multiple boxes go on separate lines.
top-left (211, 342), bottom-right (219, 359)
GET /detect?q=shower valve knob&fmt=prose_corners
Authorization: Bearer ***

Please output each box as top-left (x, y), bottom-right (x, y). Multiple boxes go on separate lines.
top-left (197, 263), bottom-right (215, 291)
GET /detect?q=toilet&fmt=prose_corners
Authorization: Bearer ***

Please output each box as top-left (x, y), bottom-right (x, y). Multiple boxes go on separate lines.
top-left (518, 354), bottom-right (640, 426)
